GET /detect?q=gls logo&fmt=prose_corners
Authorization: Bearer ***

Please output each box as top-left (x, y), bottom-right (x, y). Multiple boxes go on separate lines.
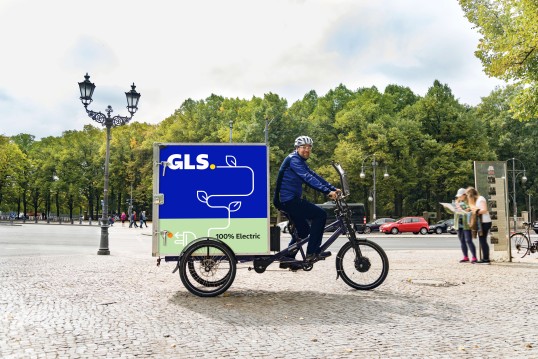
top-left (167, 154), bottom-right (209, 170)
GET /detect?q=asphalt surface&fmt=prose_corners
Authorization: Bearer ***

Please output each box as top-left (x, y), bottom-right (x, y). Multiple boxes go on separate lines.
top-left (1, 222), bottom-right (538, 358)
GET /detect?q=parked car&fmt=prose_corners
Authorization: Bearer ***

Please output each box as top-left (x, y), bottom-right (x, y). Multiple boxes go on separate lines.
top-left (446, 223), bottom-right (457, 235)
top-left (533, 221), bottom-right (538, 234)
top-left (363, 218), bottom-right (396, 234)
top-left (379, 216), bottom-right (429, 235)
top-left (428, 219), bottom-right (454, 234)
top-left (277, 220), bottom-right (289, 233)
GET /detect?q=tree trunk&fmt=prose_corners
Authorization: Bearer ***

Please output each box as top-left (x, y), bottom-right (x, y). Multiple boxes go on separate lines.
top-left (32, 188), bottom-right (39, 223)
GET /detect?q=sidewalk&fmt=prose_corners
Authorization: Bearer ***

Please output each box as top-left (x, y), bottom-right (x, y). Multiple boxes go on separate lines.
top-left (1, 225), bottom-right (537, 358)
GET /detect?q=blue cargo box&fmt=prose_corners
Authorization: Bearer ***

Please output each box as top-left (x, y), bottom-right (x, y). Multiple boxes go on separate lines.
top-left (152, 143), bottom-right (270, 256)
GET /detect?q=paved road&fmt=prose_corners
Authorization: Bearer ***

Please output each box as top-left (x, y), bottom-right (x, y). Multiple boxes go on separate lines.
top-left (1, 223), bottom-right (538, 358)
top-left (0, 222), bottom-right (459, 257)
top-left (0, 223), bottom-right (150, 257)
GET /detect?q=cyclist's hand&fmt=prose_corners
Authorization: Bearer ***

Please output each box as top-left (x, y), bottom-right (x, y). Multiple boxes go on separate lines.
top-left (328, 189), bottom-right (341, 200)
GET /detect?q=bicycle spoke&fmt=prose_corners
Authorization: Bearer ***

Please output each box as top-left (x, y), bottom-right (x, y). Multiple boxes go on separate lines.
top-left (510, 233), bottom-right (530, 258)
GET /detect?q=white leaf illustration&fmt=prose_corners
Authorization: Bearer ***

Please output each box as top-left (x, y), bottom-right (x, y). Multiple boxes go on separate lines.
top-left (225, 156), bottom-right (237, 167)
top-left (196, 191), bottom-right (208, 203)
top-left (229, 201), bottom-right (242, 212)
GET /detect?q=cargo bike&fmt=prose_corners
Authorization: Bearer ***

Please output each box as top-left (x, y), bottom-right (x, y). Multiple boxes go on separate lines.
top-left (152, 143), bottom-right (388, 297)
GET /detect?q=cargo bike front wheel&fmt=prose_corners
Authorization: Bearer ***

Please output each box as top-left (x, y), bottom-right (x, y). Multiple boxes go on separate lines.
top-left (179, 239), bottom-right (237, 297)
top-left (336, 240), bottom-right (389, 290)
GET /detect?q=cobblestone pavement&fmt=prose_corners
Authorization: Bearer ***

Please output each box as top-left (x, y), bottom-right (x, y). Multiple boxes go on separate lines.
top-left (1, 224), bottom-right (538, 358)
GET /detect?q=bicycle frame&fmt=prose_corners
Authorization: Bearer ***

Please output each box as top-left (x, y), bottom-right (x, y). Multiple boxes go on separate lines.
top-left (239, 194), bottom-right (363, 273)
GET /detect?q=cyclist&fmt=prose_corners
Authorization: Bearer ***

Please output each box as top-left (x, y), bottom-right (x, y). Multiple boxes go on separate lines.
top-left (273, 135), bottom-right (340, 268)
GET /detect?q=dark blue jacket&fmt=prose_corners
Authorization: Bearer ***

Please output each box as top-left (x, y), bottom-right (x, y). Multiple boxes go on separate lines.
top-left (274, 151), bottom-right (336, 206)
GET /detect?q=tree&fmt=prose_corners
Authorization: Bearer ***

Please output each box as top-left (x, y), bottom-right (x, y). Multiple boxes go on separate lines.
top-left (0, 136), bottom-right (26, 212)
top-left (476, 85), bottom-right (538, 211)
top-left (459, 0), bottom-right (538, 120)
top-left (11, 134), bottom-right (36, 219)
top-left (400, 80), bottom-right (495, 216)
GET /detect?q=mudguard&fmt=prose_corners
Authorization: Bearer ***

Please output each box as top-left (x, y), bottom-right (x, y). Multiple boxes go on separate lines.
top-left (172, 237), bottom-right (237, 273)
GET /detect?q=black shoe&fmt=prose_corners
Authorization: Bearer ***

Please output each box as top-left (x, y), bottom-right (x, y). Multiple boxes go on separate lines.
top-left (306, 251), bottom-right (332, 262)
top-left (477, 259), bottom-right (491, 265)
top-left (279, 262), bottom-right (302, 271)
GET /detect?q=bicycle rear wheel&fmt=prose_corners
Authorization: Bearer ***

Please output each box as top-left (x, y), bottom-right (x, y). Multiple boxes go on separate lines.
top-left (336, 240), bottom-right (389, 290)
top-left (179, 239), bottom-right (236, 297)
top-left (510, 232), bottom-right (530, 258)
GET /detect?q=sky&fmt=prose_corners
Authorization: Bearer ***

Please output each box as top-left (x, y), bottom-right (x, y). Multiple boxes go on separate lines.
top-left (0, 0), bottom-right (505, 140)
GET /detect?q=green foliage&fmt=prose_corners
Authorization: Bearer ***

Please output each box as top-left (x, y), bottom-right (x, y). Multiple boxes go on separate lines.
top-left (459, 0), bottom-right (538, 120)
top-left (1, 81), bottom-right (536, 222)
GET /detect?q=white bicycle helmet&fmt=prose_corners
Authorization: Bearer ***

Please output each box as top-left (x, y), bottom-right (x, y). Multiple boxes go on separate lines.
top-left (294, 136), bottom-right (313, 147)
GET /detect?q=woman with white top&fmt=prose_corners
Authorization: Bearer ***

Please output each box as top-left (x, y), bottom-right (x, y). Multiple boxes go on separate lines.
top-left (466, 187), bottom-right (492, 264)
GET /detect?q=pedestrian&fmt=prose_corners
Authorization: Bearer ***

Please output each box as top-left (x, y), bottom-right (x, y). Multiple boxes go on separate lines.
top-left (139, 210), bottom-right (148, 228)
top-left (129, 211), bottom-right (138, 228)
top-left (121, 212), bottom-right (127, 226)
top-left (273, 135), bottom-right (340, 270)
top-left (466, 187), bottom-right (492, 264)
top-left (453, 188), bottom-right (477, 263)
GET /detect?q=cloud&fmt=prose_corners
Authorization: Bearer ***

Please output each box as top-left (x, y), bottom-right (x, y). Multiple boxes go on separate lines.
top-left (66, 36), bottom-right (120, 72)
top-left (0, 0), bottom-right (504, 139)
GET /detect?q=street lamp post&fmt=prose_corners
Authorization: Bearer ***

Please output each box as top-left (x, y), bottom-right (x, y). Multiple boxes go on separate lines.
top-left (264, 118), bottom-right (275, 145)
top-left (78, 73), bottom-right (140, 255)
top-left (229, 120), bottom-right (233, 143)
top-left (360, 154), bottom-right (389, 221)
top-left (507, 157), bottom-right (527, 231)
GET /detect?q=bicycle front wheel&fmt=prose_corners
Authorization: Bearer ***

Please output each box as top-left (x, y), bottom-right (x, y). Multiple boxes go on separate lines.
top-left (336, 240), bottom-right (389, 290)
top-left (510, 232), bottom-right (530, 258)
top-left (179, 239), bottom-right (237, 297)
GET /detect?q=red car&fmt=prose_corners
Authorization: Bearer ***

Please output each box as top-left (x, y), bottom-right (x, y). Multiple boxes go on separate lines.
top-left (380, 216), bottom-right (429, 235)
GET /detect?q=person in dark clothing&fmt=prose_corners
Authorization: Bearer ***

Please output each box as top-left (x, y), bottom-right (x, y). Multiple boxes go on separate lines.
top-left (139, 210), bottom-right (148, 228)
top-left (273, 136), bottom-right (340, 268)
top-left (129, 211), bottom-right (138, 228)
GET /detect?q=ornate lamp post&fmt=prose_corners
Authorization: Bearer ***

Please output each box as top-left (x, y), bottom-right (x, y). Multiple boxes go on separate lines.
top-left (360, 154), bottom-right (389, 221)
top-left (78, 73), bottom-right (140, 255)
top-left (507, 157), bottom-right (527, 231)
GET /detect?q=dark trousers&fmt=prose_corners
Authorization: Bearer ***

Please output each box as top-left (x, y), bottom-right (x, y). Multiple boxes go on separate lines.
top-left (280, 197), bottom-right (327, 255)
top-left (457, 228), bottom-right (476, 258)
top-left (478, 222), bottom-right (492, 260)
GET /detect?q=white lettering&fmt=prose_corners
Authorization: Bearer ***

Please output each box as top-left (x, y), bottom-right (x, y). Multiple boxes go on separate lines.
top-left (166, 153), bottom-right (210, 170)
top-left (196, 154), bottom-right (209, 169)
top-left (184, 154), bottom-right (196, 169)
top-left (167, 154), bottom-right (183, 170)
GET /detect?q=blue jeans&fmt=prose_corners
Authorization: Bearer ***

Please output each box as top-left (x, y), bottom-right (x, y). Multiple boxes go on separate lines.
top-left (280, 197), bottom-right (327, 255)
top-left (457, 228), bottom-right (476, 258)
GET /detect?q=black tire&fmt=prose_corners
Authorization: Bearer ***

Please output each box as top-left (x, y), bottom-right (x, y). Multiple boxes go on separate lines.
top-left (391, 227), bottom-right (399, 235)
top-left (435, 227), bottom-right (443, 234)
top-left (179, 239), bottom-right (237, 297)
top-left (363, 226), bottom-right (372, 234)
top-left (420, 227), bottom-right (428, 235)
top-left (336, 240), bottom-right (389, 290)
top-left (510, 232), bottom-right (530, 258)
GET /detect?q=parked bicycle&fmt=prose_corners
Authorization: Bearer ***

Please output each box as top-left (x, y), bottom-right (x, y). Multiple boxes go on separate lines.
top-left (510, 222), bottom-right (538, 258)
top-left (175, 162), bottom-right (389, 297)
